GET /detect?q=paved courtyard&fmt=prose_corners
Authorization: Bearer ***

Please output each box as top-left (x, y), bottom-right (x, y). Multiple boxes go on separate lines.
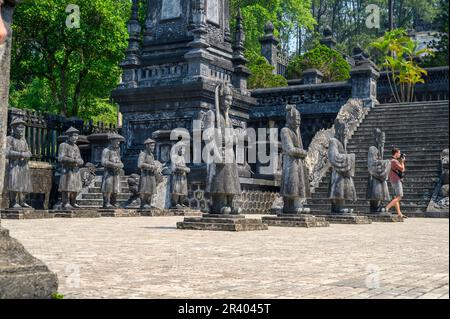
top-left (2, 216), bottom-right (449, 299)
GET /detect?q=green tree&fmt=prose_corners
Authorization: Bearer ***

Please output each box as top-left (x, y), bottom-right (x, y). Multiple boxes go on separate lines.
top-left (230, 0), bottom-right (315, 58)
top-left (286, 44), bottom-right (350, 81)
top-left (247, 51), bottom-right (288, 89)
top-left (10, 0), bottom-right (130, 124)
top-left (423, 0), bottom-right (448, 67)
top-left (371, 29), bottom-right (433, 103)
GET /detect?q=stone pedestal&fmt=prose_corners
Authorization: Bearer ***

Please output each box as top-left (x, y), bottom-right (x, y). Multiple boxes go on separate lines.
top-left (139, 208), bottom-right (172, 217)
top-left (262, 214), bottom-right (330, 228)
top-left (177, 214), bottom-right (268, 232)
top-left (169, 208), bottom-right (203, 217)
top-left (364, 213), bottom-right (404, 223)
top-left (321, 214), bottom-right (372, 224)
top-left (0, 226), bottom-right (58, 299)
top-left (99, 209), bottom-right (139, 218)
top-left (1, 209), bottom-right (52, 220)
top-left (51, 210), bottom-right (101, 218)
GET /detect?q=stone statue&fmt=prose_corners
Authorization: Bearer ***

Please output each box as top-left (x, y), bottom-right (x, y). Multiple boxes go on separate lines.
top-left (80, 162), bottom-right (97, 188)
top-left (280, 105), bottom-right (311, 214)
top-left (170, 143), bottom-right (190, 209)
top-left (366, 128), bottom-right (391, 213)
top-left (101, 134), bottom-right (125, 208)
top-left (122, 173), bottom-right (140, 208)
top-left (5, 118), bottom-right (32, 209)
top-left (328, 119), bottom-right (357, 214)
top-left (203, 84), bottom-right (241, 215)
top-left (58, 127), bottom-right (84, 210)
top-left (138, 138), bottom-right (160, 209)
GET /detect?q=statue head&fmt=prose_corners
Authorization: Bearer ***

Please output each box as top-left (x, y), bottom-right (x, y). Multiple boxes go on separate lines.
top-left (109, 133), bottom-right (125, 149)
top-left (220, 84), bottom-right (233, 111)
top-left (85, 162), bottom-right (96, 174)
top-left (10, 118), bottom-right (26, 139)
top-left (65, 127), bottom-right (80, 145)
top-left (373, 128), bottom-right (385, 149)
top-left (286, 104), bottom-right (301, 130)
top-left (144, 138), bottom-right (156, 153)
top-left (334, 119), bottom-right (346, 144)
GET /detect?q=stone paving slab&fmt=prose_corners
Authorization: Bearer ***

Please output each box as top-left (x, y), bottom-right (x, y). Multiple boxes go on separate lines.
top-left (2, 216), bottom-right (448, 299)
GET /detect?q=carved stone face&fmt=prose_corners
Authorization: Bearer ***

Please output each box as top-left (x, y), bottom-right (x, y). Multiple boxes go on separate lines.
top-left (374, 129), bottom-right (385, 148)
top-left (68, 133), bottom-right (79, 145)
top-left (287, 109), bottom-right (301, 130)
top-left (222, 93), bottom-right (233, 111)
top-left (111, 139), bottom-right (121, 149)
top-left (13, 124), bottom-right (25, 138)
top-left (146, 142), bottom-right (156, 153)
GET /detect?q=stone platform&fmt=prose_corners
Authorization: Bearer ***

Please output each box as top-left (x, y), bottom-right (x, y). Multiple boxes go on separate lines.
top-left (177, 214), bottom-right (268, 232)
top-left (51, 210), bottom-right (101, 218)
top-left (317, 214), bottom-right (372, 224)
top-left (1, 209), bottom-right (52, 220)
top-left (0, 226), bottom-right (58, 298)
top-left (99, 209), bottom-right (140, 218)
top-left (169, 208), bottom-right (203, 217)
top-left (262, 214), bottom-right (330, 228)
top-left (364, 213), bottom-right (404, 223)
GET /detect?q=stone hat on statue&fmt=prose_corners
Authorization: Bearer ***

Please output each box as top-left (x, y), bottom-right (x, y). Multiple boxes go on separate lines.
top-left (10, 117), bottom-right (27, 127)
top-left (144, 138), bottom-right (156, 145)
top-left (65, 126), bottom-right (80, 135)
top-left (108, 133), bottom-right (125, 142)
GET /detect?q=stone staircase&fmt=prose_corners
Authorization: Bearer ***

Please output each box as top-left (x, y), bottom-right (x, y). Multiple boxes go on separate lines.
top-left (306, 100), bottom-right (449, 217)
top-left (78, 176), bottom-right (131, 208)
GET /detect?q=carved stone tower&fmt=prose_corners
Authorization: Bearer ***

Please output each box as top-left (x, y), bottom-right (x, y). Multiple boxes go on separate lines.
top-left (112, 0), bottom-right (255, 173)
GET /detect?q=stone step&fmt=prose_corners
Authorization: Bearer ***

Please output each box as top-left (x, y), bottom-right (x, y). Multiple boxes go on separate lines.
top-left (351, 134), bottom-right (450, 141)
top-left (305, 203), bottom-right (429, 213)
top-left (77, 199), bottom-right (129, 206)
top-left (81, 193), bottom-right (131, 200)
top-left (347, 144), bottom-right (448, 151)
top-left (355, 123), bottom-right (449, 130)
top-left (376, 101), bottom-right (449, 108)
top-left (352, 129), bottom-right (449, 137)
top-left (365, 111), bottom-right (449, 119)
top-left (88, 187), bottom-right (131, 194)
top-left (347, 150), bottom-right (445, 158)
top-left (94, 181), bottom-right (129, 188)
top-left (313, 185), bottom-right (437, 194)
top-left (353, 158), bottom-right (442, 165)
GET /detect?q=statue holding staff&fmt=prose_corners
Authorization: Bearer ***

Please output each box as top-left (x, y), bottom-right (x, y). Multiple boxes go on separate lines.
top-left (280, 105), bottom-right (311, 214)
top-left (366, 128), bottom-right (391, 213)
top-left (328, 119), bottom-right (357, 214)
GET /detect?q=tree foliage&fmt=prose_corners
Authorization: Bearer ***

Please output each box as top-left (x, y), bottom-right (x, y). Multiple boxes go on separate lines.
top-left (371, 29), bottom-right (433, 103)
top-left (423, 0), bottom-right (449, 67)
top-left (286, 44), bottom-right (350, 81)
top-left (247, 51), bottom-right (288, 89)
top-left (10, 0), bottom-right (130, 124)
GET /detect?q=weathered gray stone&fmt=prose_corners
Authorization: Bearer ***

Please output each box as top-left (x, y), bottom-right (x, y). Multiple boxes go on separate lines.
top-left (0, 0), bottom-right (58, 299)
top-left (177, 215), bottom-right (268, 232)
top-left (1, 209), bottom-right (52, 220)
top-left (366, 128), bottom-right (391, 213)
top-left (101, 134), bottom-right (125, 208)
top-left (328, 119), bottom-right (357, 215)
top-left (58, 127), bottom-right (84, 210)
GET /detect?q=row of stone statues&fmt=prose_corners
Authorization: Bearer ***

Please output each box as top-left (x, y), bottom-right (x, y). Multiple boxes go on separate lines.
top-left (4, 121), bottom-right (191, 211)
top-left (4, 102), bottom-right (392, 215)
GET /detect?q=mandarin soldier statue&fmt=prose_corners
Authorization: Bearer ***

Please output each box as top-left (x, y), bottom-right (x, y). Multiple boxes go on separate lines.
top-left (101, 134), bottom-right (125, 208)
top-left (138, 138), bottom-right (162, 210)
top-left (5, 117), bottom-right (32, 209)
top-left (280, 105), bottom-right (311, 214)
top-left (367, 128), bottom-right (391, 213)
top-left (170, 143), bottom-right (190, 209)
top-left (58, 127), bottom-right (84, 210)
top-left (203, 84), bottom-right (241, 215)
top-left (328, 119), bottom-right (357, 214)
